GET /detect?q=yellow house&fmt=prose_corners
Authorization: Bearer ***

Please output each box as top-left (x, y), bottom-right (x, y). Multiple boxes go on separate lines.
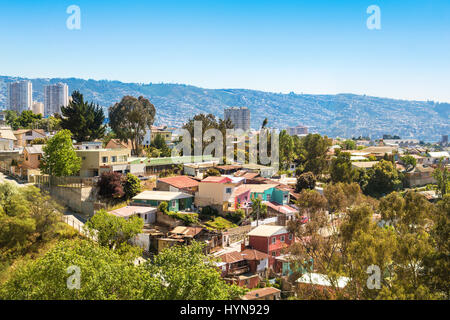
top-left (75, 148), bottom-right (131, 177)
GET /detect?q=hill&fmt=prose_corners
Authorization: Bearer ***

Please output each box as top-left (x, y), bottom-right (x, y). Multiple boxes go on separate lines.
top-left (0, 75), bottom-right (448, 141)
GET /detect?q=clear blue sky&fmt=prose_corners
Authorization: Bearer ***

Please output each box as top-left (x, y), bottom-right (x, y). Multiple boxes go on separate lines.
top-left (1, 0), bottom-right (449, 102)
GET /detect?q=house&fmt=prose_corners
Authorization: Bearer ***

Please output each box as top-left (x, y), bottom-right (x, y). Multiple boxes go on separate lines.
top-left (241, 163), bottom-right (277, 178)
top-left (76, 148), bottom-right (131, 177)
top-left (132, 190), bottom-right (194, 212)
top-left (74, 141), bottom-right (103, 150)
top-left (360, 146), bottom-right (398, 160)
top-left (0, 126), bottom-right (17, 151)
top-left (351, 161), bottom-right (379, 170)
top-left (241, 287), bottom-right (281, 300)
top-left (245, 184), bottom-right (290, 205)
top-left (424, 151), bottom-right (449, 165)
top-left (13, 129), bottom-right (46, 147)
top-left (195, 176), bottom-right (245, 213)
top-left (240, 248), bottom-right (269, 277)
top-left (216, 164), bottom-right (243, 175)
top-left (405, 164), bottom-right (436, 187)
top-left (105, 139), bottom-right (133, 150)
top-left (143, 126), bottom-right (172, 148)
top-left (156, 175), bottom-right (199, 194)
top-left (218, 251), bottom-right (261, 289)
top-left (22, 144), bottom-right (44, 169)
top-left (129, 155), bottom-right (218, 175)
top-left (247, 225), bottom-right (294, 268)
top-left (183, 161), bottom-right (219, 178)
top-left (296, 272), bottom-right (350, 296)
top-left (108, 205), bottom-right (157, 224)
top-left (264, 201), bottom-right (297, 226)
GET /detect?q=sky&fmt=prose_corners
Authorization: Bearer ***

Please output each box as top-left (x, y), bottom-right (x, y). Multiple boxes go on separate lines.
top-left (0, 0), bottom-right (449, 102)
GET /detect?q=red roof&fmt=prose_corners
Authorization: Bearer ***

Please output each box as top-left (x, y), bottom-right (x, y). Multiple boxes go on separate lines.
top-left (158, 175), bottom-right (199, 189)
top-left (219, 251), bottom-right (245, 263)
top-left (201, 176), bottom-right (232, 183)
top-left (240, 249), bottom-right (269, 261)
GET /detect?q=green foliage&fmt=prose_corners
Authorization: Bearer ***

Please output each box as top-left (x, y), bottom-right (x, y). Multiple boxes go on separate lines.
top-left (330, 151), bottom-right (357, 183)
top-left (6, 110), bottom-right (42, 130)
top-left (158, 201), bottom-right (198, 225)
top-left (200, 206), bottom-right (218, 218)
top-left (295, 171), bottom-right (316, 192)
top-left (109, 96), bottom-right (156, 155)
top-left (363, 160), bottom-right (403, 197)
top-left (228, 209), bottom-right (246, 224)
top-left (400, 155), bottom-right (417, 172)
top-left (30, 137), bottom-right (46, 145)
top-left (340, 139), bottom-right (356, 150)
top-left (204, 168), bottom-right (220, 178)
top-left (204, 216), bottom-right (237, 230)
top-left (432, 159), bottom-right (449, 197)
top-left (297, 134), bottom-right (332, 175)
top-left (144, 241), bottom-right (246, 299)
top-left (123, 173), bottom-right (142, 200)
top-left (40, 129), bottom-right (81, 177)
top-left (60, 91), bottom-right (106, 142)
top-left (250, 198), bottom-right (268, 220)
top-left (150, 133), bottom-right (171, 157)
top-left (84, 209), bottom-right (143, 250)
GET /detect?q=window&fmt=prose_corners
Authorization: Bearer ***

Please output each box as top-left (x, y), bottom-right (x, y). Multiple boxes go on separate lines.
top-left (266, 194), bottom-right (271, 201)
top-left (25, 131), bottom-right (32, 136)
top-left (144, 214), bottom-right (147, 220)
top-left (280, 235), bottom-right (285, 242)
top-left (171, 200), bottom-right (176, 208)
top-left (289, 234), bottom-right (293, 241)
top-left (271, 237), bottom-right (276, 244)
top-left (271, 252), bottom-right (276, 257)
top-left (226, 188), bottom-right (232, 194)
top-left (82, 157), bottom-right (86, 160)
top-left (111, 156), bottom-right (117, 162)
top-left (102, 156), bottom-right (108, 163)
top-left (37, 155), bottom-right (41, 161)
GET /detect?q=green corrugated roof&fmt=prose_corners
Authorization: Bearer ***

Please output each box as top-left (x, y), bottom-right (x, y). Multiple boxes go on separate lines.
top-left (130, 155), bottom-right (219, 166)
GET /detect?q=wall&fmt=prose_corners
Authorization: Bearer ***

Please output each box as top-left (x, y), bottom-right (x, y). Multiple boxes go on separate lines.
top-left (156, 211), bottom-right (184, 228)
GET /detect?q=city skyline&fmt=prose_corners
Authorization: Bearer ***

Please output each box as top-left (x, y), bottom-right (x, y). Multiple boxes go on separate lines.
top-left (0, 0), bottom-right (449, 102)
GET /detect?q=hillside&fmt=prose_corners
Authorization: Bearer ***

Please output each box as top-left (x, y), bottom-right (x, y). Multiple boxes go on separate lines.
top-left (0, 75), bottom-right (448, 141)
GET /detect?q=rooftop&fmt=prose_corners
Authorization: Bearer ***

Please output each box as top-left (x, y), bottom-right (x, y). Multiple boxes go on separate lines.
top-left (157, 175), bottom-right (199, 189)
top-left (132, 190), bottom-right (193, 201)
top-left (109, 206), bottom-right (157, 218)
top-left (241, 287), bottom-right (281, 300)
top-left (201, 176), bottom-right (233, 183)
top-left (351, 161), bottom-right (379, 169)
top-left (247, 225), bottom-right (288, 237)
top-left (296, 272), bottom-right (350, 289)
top-left (24, 144), bottom-right (44, 154)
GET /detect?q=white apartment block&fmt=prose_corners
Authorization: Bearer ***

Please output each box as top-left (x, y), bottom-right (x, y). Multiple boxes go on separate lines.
top-left (8, 80), bottom-right (33, 113)
top-left (44, 83), bottom-right (69, 117)
top-left (224, 107), bottom-right (250, 131)
top-left (32, 101), bottom-right (44, 115)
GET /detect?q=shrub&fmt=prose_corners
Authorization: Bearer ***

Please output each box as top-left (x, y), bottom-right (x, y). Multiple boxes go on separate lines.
top-left (123, 173), bottom-right (142, 199)
top-left (295, 172), bottom-right (316, 192)
top-left (97, 171), bottom-right (124, 199)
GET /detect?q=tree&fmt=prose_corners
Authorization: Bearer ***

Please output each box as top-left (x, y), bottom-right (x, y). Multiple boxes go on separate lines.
top-left (330, 151), bottom-right (357, 183)
top-left (364, 160), bottom-right (403, 197)
top-left (279, 130), bottom-right (295, 170)
top-left (60, 91), bottom-right (106, 142)
top-left (123, 173), bottom-right (142, 199)
top-left (340, 140), bottom-right (356, 150)
top-left (40, 129), bottom-right (81, 177)
top-left (30, 137), bottom-right (46, 145)
top-left (97, 171), bottom-right (124, 200)
top-left (109, 96), bottom-right (156, 155)
top-left (432, 159), bottom-right (449, 197)
top-left (85, 210), bottom-right (143, 250)
top-left (0, 239), bottom-right (146, 300)
top-left (250, 198), bottom-right (267, 221)
top-left (144, 241), bottom-right (245, 300)
top-left (400, 155), bottom-right (417, 172)
top-left (298, 134), bottom-right (332, 175)
top-left (296, 172), bottom-right (316, 192)
top-left (150, 133), bottom-right (171, 157)
top-left (204, 168), bottom-right (220, 178)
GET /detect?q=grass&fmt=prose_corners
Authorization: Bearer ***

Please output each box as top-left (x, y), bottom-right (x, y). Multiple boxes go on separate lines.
top-left (204, 216), bottom-right (237, 231)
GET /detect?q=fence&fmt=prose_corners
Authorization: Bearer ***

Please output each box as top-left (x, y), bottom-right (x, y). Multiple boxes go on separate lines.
top-left (251, 217), bottom-right (278, 227)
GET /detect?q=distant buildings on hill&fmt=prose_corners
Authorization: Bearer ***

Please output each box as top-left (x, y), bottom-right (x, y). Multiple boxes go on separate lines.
top-left (286, 124), bottom-right (308, 136)
top-left (6, 80), bottom-right (69, 117)
top-left (224, 107), bottom-right (250, 131)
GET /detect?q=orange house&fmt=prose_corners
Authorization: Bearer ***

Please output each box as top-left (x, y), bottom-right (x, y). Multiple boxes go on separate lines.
top-left (22, 145), bottom-right (44, 169)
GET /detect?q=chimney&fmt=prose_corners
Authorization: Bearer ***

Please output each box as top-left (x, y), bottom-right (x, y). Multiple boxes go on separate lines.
top-left (241, 241), bottom-right (246, 252)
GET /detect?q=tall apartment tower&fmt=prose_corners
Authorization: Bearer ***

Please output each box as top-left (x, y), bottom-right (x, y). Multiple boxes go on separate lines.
top-left (44, 83), bottom-right (69, 117)
top-left (224, 107), bottom-right (250, 131)
top-left (7, 80), bottom-right (33, 113)
top-left (287, 124), bottom-right (308, 136)
top-left (32, 101), bottom-right (44, 115)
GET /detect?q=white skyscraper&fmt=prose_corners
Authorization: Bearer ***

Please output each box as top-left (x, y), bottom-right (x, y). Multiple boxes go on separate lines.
top-left (44, 83), bottom-right (69, 117)
top-left (7, 80), bottom-right (33, 113)
top-left (224, 107), bottom-right (251, 131)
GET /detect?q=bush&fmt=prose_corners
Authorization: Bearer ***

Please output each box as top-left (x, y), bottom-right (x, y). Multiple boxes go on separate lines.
top-left (200, 206), bottom-right (218, 218)
top-left (123, 173), bottom-right (142, 199)
top-left (228, 209), bottom-right (245, 224)
top-left (97, 171), bottom-right (125, 200)
top-left (296, 172), bottom-right (316, 192)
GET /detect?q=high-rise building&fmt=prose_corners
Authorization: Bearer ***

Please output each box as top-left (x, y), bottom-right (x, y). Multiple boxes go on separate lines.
top-left (44, 83), bottom-right (69, 117)
top-left (32, 101), bottom-right (44, 115)
top-left (7, 80), bottom-right (33, 113)
top-left (286, 124), bottom-right (308, 136)
top-left (441, 135), bottom-right (448, 146)
top-left (224, 107), bottom-right (250, 131)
